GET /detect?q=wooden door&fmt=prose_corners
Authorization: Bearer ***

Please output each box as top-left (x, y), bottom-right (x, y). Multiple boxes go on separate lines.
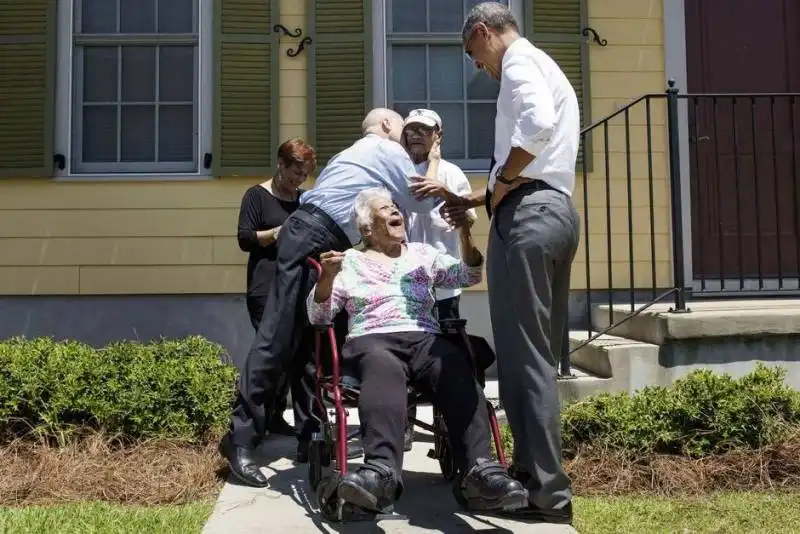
top-left (685, 0), bottom-right (800, 281)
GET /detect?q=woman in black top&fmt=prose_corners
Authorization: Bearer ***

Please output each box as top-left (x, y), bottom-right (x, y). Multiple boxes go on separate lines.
top-left (237, 138), bottom-right (317, 436)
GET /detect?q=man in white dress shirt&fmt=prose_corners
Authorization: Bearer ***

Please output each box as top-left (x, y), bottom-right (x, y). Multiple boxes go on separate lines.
top-left (403, 108), bottom-right (477, 321)
top-left (413, 2), bottom-right (581, 525)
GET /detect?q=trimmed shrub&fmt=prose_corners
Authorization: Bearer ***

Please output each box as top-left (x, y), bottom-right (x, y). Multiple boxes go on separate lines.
top-left (561, 364), bottom-right (800, 457)
top-left (0, 336), bottom-right (237, 444)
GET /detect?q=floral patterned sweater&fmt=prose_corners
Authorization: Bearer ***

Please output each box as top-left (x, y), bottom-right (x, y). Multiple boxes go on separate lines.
top-left (306, 242), bottom-right (482, 339)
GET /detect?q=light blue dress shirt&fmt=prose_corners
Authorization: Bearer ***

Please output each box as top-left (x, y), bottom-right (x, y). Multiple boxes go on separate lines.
top-left (300, 133), bottom-right (439, 245)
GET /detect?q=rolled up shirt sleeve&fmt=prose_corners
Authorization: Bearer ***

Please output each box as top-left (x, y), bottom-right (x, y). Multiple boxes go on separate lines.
top-left (306, 281), bottom-right (346, 325)
top-left (505, 55), bottom-right (557, 158)
top-left (431, 250), bottom-right (483, 289)
top-left (380, 141), bottom-right (440, 214)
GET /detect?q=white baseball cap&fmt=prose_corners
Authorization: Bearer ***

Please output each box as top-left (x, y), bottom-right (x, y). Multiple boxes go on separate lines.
top-left (403, 108), bottom-right (442, 129)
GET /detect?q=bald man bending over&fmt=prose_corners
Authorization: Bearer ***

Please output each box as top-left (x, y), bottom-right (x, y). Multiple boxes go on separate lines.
top-left (221, 109), bottom-right (445, 488)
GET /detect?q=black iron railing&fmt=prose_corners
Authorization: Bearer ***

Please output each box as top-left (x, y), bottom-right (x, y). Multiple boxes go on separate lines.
top-left (684, 92), bottom-right (800, 297)
top-left (562, 82), bottom-right (800, 378)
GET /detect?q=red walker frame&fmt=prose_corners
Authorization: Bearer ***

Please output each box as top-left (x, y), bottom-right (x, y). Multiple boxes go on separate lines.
top-left (305, 257), bottom-right (508, 519)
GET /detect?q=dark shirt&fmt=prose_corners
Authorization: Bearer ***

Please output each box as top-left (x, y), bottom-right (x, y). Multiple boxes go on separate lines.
top-left (237, 185), bottom-right (302, 298)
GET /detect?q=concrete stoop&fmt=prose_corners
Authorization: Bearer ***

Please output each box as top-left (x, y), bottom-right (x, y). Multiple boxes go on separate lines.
top-left (592, 299), bottom-right (800, 345)
top-left (566, 330), bottom-right (661, 399)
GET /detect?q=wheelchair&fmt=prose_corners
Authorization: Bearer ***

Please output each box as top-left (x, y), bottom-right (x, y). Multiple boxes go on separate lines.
top-left (305, 258), bottom-right (508, 522)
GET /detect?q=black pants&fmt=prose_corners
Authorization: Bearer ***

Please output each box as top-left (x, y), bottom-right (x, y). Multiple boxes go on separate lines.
top-left (343, 332), bottom-right (491, 484)
top-left (435, 295), bottom-right (460, 321)
top-left (230, 205), bottom-right (351, 447)
top-left (246, 295), bottom-right (305, 428)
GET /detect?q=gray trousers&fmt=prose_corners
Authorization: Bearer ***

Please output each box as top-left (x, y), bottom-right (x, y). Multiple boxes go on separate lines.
top-left (487, 184), bottom-right (580, 510)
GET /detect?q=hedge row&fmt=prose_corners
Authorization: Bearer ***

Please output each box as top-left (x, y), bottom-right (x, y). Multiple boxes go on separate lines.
top-left (2, 336), bottom-right (798, 458)
top-left (0, 336), bottom-right (237, 443)
top-left (562, 363), bottom-right (800, 457)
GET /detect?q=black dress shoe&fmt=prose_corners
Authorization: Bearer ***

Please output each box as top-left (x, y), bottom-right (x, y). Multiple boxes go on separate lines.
top-left (337, 461), bottom-right (399, 513)
top-left (457, 458), bottom-right (529, 512)
top-left (267, 416), bottom-right (296, 437)
top-left (219, 435), bottom-right (268, 488)
top-left (499, 502), bottom-right (573, 524)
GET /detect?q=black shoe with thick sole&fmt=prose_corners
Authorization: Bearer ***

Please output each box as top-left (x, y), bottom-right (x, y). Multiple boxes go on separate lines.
top-left (503, 465), bottom-right (573, 524)
top-left (457, 458), bottom-right (529, 512)
top-left (218, 435), bottom-right (269, 488)
top-left (499, 502), bottom-right (573, 524)
top-left (337, 461), bottom-right (399, 513)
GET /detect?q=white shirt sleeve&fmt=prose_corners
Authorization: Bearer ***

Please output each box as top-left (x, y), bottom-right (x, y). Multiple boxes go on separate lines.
top-left (504, 53), bottom-right (557, 158)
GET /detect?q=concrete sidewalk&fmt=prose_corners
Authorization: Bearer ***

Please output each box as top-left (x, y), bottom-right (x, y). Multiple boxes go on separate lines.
top-left (202, 405), bottom-right (577, 533)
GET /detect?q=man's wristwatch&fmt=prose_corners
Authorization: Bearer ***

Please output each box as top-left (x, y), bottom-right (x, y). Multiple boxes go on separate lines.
top-left (495, 166), bottom-right (515, 185)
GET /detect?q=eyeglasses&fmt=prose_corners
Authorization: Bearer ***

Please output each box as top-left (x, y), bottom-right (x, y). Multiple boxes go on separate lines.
top-left (405, 124), bottom-right (435, 136)
top-left (463, 24), bottom-right (483, 58)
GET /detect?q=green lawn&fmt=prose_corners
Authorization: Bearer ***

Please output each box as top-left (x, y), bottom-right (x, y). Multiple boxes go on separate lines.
top-left (574, 492), bottom-right (800, 534)
top-left (0, 502), bottom-right (214, 534)
top-left (2, 492), bottom-right (799, 533)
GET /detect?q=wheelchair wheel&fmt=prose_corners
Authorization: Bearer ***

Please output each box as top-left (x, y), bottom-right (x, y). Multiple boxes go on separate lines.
top-left (438, 438), bottom-right (457, 481)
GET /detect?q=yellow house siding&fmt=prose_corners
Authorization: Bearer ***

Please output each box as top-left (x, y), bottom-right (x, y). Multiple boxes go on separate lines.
top-left (573, 0), bottom-right (670, 290)
top-left (278, 0), bottom-right (308, 142)
top-left (0, 179), bottom-right (254, 294)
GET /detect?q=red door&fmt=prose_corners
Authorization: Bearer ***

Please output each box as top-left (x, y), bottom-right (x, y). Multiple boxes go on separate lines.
top-left (685, 0), bottom-right (800, 281)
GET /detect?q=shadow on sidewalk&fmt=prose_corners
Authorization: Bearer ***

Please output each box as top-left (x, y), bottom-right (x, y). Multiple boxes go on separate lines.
top-left (216, 434), bottom-right (516, 533)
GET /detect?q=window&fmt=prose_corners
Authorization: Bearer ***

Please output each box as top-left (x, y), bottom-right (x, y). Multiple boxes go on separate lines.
top-left (56, 0), bottom-right (212, 177)
top-left (382, 0), bottom-right (522, 171)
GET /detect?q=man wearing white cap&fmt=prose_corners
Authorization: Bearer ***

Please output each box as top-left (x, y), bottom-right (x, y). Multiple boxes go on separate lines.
top-left (403, 108), bottom-right (477, 320)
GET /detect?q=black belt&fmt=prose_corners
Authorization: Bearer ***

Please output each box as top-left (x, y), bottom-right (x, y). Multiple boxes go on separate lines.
top-left (298, 203), bottom-right (352, 248)
top-left (484, 179), bottom-right (557, 217)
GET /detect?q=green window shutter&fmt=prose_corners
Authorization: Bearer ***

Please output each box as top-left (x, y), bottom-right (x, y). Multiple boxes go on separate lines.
top-left (526, 0), bottom-right (592, 171)
top-left (212, 0), bottom-right (280, 177)
top-left (307, 0), bottom-right (373, 168)
top-left (0, 0), bottom-right (56, 178)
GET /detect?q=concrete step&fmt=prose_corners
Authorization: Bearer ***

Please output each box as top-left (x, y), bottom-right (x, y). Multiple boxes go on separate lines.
top-left (591, 299), bottom-right (800, 345)
top-left (569, 329), bottom-right (660, 394)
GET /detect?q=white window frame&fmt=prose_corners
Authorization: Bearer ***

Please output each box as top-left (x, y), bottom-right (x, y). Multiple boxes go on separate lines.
top-left (372, 0), bottom-right (523, 174)
top-left (53, 0), bottom-right (213, 181)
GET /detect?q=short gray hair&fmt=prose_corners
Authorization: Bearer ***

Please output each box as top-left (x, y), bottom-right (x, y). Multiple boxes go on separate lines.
top-left (461, 2), bottom-right (519, 41)
top-left (354, 187), bottom-right (394, 233)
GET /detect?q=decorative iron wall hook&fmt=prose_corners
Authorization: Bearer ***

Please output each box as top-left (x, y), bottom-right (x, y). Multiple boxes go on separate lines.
top-left (581, 27), bottom-right (608, 47)
top-left (272, 24), bottom-right (302, 38)
top-left (287, 37), bottom-right (312, 57)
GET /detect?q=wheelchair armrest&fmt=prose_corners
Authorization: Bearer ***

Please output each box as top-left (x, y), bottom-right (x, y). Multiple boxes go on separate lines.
top-left (439, 318), bottom-right (468, 334)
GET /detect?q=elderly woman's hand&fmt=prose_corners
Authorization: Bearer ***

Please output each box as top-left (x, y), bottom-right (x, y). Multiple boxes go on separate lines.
top-left (319, 251), bottom-right (345, 278)
top-left (439, 203), bottom-right (475, 229)
top-left (428, 133), bottom-right (442, 162)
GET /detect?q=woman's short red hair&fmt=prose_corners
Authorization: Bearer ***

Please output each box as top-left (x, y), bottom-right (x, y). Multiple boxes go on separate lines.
top-left (277, 138), bottom-right (317, 171)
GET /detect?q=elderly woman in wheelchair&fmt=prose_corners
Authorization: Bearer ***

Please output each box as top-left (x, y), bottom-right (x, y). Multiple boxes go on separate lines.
top-left (306, 187), bottom-right (527, 517)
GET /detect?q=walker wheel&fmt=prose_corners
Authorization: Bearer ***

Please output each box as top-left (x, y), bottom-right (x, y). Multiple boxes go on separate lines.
top-left (308, 440), bottom-right (324, 491)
